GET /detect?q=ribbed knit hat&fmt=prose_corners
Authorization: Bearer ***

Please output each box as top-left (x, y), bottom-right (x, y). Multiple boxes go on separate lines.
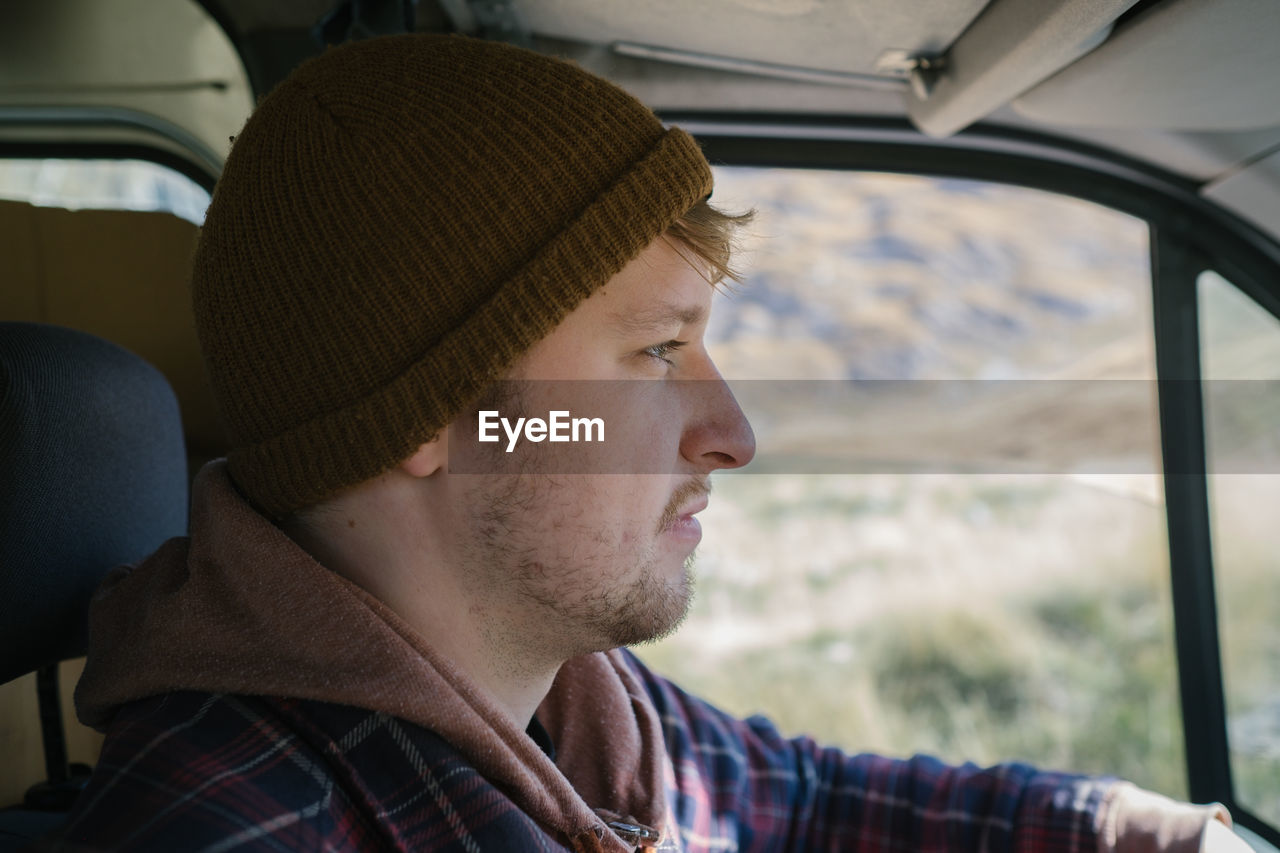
top-left (192, 34), bottom-right (713, 516)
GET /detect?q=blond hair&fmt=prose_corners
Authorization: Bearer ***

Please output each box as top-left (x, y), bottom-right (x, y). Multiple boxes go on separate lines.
top-left (666, 198), bottom-right (755, 286)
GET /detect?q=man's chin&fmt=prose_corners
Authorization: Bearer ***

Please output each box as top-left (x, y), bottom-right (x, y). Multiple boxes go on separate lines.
top-left (610, 559), bottom-right (696, 649)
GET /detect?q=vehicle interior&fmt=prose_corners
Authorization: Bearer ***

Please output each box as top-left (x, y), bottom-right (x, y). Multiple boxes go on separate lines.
top-left (1, 0), bottom-right (1278, 848)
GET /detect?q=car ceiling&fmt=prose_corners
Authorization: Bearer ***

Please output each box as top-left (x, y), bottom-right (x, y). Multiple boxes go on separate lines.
top-left (2, 0), bottom-right (1278, 240)
top-left (196, 0), bottom-right (1280, 236)
top-left (484, 0), bottom-right (987, 78)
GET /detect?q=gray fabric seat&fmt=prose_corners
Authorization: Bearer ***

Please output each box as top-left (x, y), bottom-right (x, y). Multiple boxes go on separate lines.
top-left (0, 322), bottom-right (188, 848)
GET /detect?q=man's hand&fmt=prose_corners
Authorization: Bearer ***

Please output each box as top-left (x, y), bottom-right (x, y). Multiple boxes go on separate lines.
top-left (1102, 782), bottom-right (1244, 852)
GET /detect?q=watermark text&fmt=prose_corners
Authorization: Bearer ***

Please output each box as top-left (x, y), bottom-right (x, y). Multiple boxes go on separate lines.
top-left (477, 410), bottom-right (605, 452)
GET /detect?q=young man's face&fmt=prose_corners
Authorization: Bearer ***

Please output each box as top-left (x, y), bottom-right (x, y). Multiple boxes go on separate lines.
top-left (444, 234), bottom-right (756, 660)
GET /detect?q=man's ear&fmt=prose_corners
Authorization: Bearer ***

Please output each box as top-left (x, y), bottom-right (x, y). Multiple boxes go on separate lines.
top-left (399, 432), bottom-right (448, 478)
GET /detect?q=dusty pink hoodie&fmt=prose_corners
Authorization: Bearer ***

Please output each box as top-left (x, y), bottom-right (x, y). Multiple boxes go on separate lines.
top-left (76, 461), bottom-right (670, 850)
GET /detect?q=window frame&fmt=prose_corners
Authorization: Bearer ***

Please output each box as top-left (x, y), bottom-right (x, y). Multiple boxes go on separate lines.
top-left (670, 112), bottom-right (1280, 847)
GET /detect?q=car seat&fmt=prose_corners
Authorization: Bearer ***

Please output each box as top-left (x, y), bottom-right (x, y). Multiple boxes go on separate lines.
top-left (0, 322), bottom-right (188, 849)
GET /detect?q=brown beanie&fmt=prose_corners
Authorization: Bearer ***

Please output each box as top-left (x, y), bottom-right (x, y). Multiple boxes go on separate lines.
top-left (192, 34), bottom-right (713, 516)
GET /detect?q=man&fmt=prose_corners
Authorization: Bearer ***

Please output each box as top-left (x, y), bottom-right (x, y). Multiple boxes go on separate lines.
top-left (59, 33), bottom-right (1245, 852)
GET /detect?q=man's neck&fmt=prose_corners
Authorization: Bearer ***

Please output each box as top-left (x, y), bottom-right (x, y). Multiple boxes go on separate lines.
top-left (278, 505), bottom-right (560, 729)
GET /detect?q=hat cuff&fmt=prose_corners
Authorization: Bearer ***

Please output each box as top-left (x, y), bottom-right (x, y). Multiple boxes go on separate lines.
top-left (229, 126), bottom-right (713, 516)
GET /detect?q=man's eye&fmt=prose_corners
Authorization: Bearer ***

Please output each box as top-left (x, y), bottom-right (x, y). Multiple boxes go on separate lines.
top-left (643, 340), bottom-right (687, 365)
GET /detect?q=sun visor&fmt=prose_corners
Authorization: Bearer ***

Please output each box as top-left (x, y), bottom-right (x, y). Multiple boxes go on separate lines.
top-left (1013, 0), bottom-right (1280, 131)
top-left (906, 0), bottom-right (1138, 138)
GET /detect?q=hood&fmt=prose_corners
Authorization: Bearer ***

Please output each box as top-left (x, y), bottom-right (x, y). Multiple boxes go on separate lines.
top-left (75, 461), bottom-right (670, 850)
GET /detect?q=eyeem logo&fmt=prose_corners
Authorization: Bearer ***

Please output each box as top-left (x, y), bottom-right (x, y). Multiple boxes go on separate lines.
top-left (478, 410), bottom-right (605, 453)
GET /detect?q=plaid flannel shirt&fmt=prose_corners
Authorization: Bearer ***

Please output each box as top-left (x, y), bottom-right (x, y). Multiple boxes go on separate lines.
top-left (54, 650), bottom-right (1110, 852)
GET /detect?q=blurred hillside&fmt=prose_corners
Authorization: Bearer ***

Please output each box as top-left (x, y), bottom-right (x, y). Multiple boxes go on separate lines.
top-left (703, 168), bottom-right (1162, 476)
top-left (705, 167), bottom-right (1153, 382)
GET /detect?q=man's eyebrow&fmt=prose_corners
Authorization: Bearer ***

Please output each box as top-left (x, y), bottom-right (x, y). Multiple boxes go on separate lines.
top-left (608, 303), bottom-right (706, 336)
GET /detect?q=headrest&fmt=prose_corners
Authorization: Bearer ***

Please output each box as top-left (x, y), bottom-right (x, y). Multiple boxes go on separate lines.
top-left (0, 323), bottom-right (188, 684)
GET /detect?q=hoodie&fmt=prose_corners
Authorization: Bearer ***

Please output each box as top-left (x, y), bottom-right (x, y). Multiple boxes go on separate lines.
top-left (74, 461), bottom-right (666, 850)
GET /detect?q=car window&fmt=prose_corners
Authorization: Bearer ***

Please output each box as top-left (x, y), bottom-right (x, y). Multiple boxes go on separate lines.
top-left (1198, 270), bottom-right (1280, 826)
top-left (634, 165), bottom-right (1188, 799)
top-left (0, 159), bottom-right (209, 225)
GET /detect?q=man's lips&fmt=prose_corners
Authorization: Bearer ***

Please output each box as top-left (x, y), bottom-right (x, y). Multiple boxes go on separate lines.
top-left (664, 493), bottom-right (708, 545)
top-left (659, 478), bottom-right (711, 539)
top-left (676, 495), bottom-right (709, 520)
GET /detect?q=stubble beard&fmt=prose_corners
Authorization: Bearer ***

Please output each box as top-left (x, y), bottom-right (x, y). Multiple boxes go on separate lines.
top-left (460, 473), bottom-right (699, 663)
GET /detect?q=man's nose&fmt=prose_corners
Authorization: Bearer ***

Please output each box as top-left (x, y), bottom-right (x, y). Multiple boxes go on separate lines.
top-left (678, 371), bottom-right (756, 473)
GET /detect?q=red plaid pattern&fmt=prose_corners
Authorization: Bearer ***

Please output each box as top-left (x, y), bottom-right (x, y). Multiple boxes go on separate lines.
top-left (52, 652), bottom-right (1110, 852)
